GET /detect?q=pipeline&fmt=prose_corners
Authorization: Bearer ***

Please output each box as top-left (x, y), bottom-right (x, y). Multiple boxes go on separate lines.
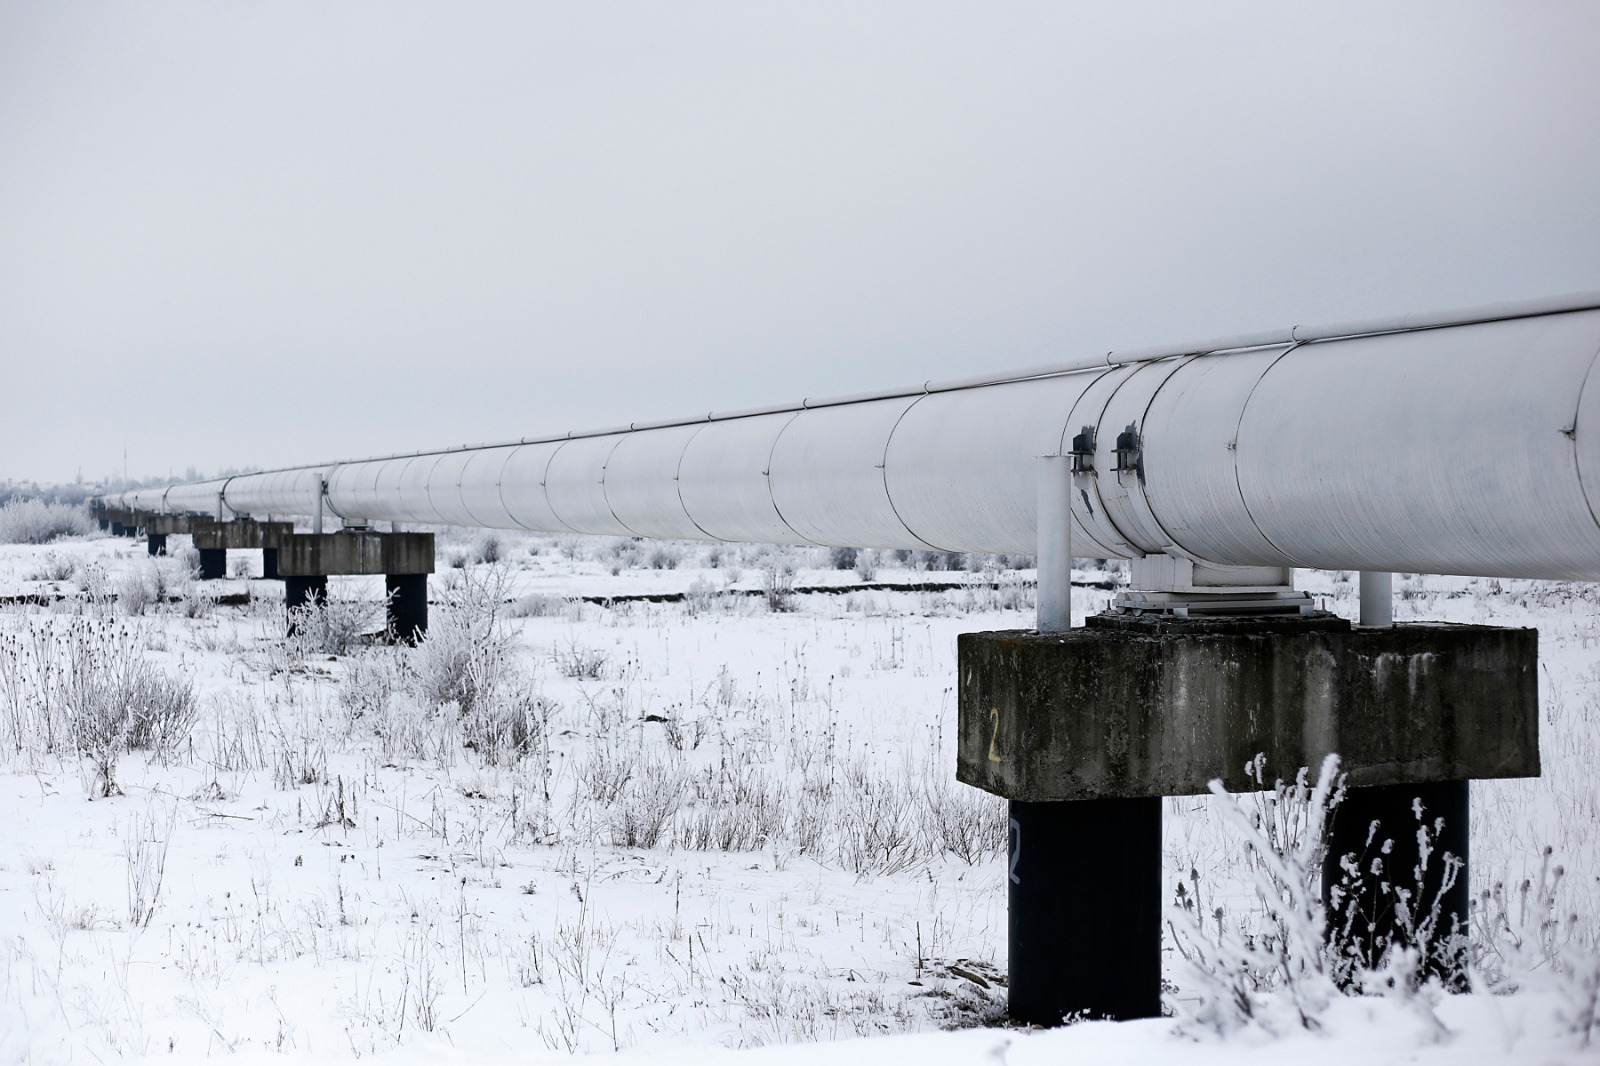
top-left (111, 290), bottom-right (1600, 580)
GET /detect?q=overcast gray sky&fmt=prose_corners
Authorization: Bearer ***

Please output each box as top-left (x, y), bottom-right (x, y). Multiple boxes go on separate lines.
top-left (3, 1), bottom-right (1598, 485)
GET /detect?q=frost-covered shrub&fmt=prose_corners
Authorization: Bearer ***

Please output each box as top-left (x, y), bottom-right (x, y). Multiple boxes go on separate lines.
top-left (124, 801), bottom-right (176, 929)
top-left (853, 549), bottom-right (879, 582)
top-left (679, 763), bottom-right (786, 853)
top-left (173, 543), bottom-right (201, 578)
top-left (266, 692), bottom-right (330, 788)
top-left (338, 652), bottom-right (400, 722)
top-left (1167, 754), bottom-right (1344, 1035)
top-left (26, 552), bottom-right (78, 583)
top-left (1326, 793), bottom-right (1468, 989)
top-left (410, 563), bottom-right (556, 768)
top-left (608, 755), bottom-right (688, 848)
top-left (1474, 848), bottom-right (1600, 1046)
top-left (759, 558), bottom-right (796, 613)
top-left (0, 619), bottom-right (195, 788)
top-left (476, 532), bottom-right (503, 564)
top-left (180, 581), bottom-right (215, 619)
top-left (919, 774), bottom-right (1007, 864)
top-left (907, 550), bottom-right (963, 572)
top-left (602, 538), bottom-right (640, 575)
top-left (553, 640), bottom-right (609, 679)
top-left (683, 577), bottom-right (725, 617)
top-left (828, 547), bottom-right (858, 570)
top-left (116, 567), bottom-right (160, 616)
top-left (0, 499), bottom-right (91, 544)
top-left (836, 761), bottom-right (922, 874)
top-left (509, 593), bottom-right (570, 618)
top-left (462, 691), bottom-right (554, 767)
top-left (412, 612), bottom-right (489, 710)
top-left (647, 544), bottom-right (681, 570)
top-left (56, 622), bottom-right (195, 795)
top-left (287, 595), bottom-right (382, 656)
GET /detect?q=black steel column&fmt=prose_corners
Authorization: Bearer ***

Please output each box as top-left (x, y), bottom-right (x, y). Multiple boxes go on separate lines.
top-left (197, 547), bottom-right (227, 580)
top-left (1323, 780), bottom-right (1469, 989)
top-left (111, 522), bottom-right (125, 537)
top-left (147, 533), bottom-right (167, 557)
top-left (261, 547), bottom-right (280, 581)
top-left (284, 575), bottom-right (328, 637)
top-left (1008, 796), bottom-right (1163, 1024)
top-left (386, 574), bottom-right (428, 644)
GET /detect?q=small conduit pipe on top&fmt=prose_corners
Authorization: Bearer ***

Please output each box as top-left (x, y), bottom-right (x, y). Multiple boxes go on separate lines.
top-left (1359, 571), bottom-right (1394, 628)
top-left (1036, 454), bottom-right (1074, 634)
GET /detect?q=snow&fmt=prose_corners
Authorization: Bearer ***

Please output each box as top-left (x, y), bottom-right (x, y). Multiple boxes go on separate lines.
top-left (0, 531), bottom-right (1595, 1064)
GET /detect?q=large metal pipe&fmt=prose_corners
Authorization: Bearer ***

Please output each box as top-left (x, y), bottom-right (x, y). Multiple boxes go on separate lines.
top-left (127, 296), bottom-right (1600, 581)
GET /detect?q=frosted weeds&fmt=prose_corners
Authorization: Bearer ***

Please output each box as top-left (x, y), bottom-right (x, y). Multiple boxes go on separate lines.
top-left (0, 539), bottom-right (1593, 1060)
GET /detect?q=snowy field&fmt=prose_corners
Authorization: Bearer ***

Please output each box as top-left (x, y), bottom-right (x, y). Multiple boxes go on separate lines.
top-left (0, 527), bottom-right (1595, 1065)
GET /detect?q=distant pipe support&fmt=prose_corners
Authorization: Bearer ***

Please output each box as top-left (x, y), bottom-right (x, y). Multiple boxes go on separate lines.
top-left (1036, 455), bottom-right (1073, 634)
top-left (198, 548), bottom-right (227, 581)
top-left (386, 574), bottom-right (428, 644)
top-left (1360, 571), bottom-right (1394, 627)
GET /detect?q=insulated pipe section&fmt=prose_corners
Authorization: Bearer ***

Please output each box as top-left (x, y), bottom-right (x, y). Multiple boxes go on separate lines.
top-left (153, 304), bottom-right (1600, 581)
top-left (165, 478), bottom-right (234, 517)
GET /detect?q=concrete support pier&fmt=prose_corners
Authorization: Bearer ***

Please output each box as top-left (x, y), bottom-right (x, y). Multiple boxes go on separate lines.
top-left (191, 519), bottom-right (292, 581)
top-left (146, 514), bottom-right (194, 561)
top-left (959, 614), bottom-right (1537, 1019)
top-left (278, 531), bottom-right (434, 643)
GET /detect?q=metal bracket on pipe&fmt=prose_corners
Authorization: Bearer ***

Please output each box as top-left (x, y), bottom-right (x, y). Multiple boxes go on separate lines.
top-left (1114, 556), bottom-right (1314, 617)
top-left (1112, 588), bottom-right (1315, 617)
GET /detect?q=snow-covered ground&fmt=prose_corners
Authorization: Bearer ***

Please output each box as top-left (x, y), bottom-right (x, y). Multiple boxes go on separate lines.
top-left (0, 530), bottom-right (1595, 1064)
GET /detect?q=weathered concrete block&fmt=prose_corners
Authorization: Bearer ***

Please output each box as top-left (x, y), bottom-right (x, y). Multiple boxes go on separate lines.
top-left (191, 520), bottom-right (293, 551)
top-left (958, 615), bottom-right (1538, 801)
top-left (146, 514), bottom-right (194, 535)
top-left (277, 532), bottom-right (434, 577)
